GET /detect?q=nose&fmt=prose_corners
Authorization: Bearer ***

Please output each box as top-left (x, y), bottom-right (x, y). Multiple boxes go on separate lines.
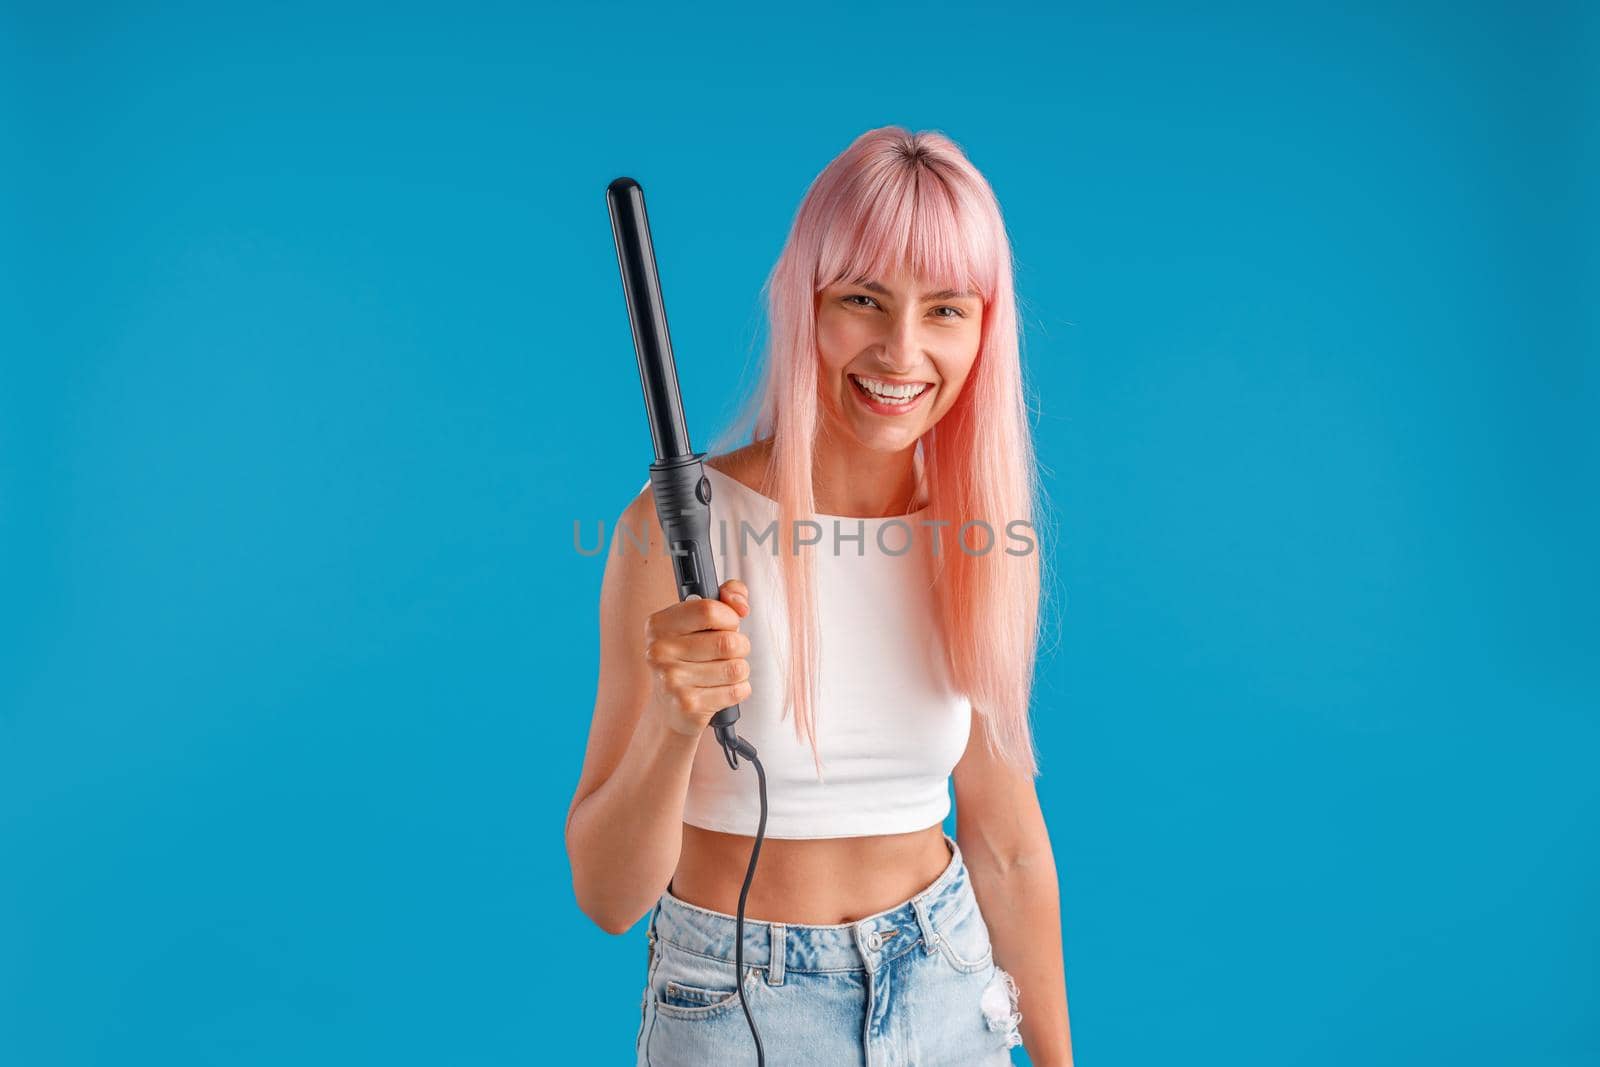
top-left (879, 309), bottom-right (921, 373)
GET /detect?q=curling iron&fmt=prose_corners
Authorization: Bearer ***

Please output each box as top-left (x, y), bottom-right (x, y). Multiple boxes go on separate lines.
top-left (606, 175), bottom-right (769, 1065)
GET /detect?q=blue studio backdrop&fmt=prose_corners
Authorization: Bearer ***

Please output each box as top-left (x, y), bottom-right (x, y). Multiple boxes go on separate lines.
top-left (2, 2), bottom-right (1595, 1065)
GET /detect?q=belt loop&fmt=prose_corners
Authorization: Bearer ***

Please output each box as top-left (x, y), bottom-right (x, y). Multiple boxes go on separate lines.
top-left (912, 896), bottom-right (940, 956)
top-left (767, 922), bottom-right (786, 985)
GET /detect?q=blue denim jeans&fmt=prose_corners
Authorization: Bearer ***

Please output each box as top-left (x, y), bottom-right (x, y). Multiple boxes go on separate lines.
top-left (635, 831), bottom-right (1024, 1065)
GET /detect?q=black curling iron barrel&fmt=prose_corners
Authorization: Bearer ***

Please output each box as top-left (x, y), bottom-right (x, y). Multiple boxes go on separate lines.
top-left (606, 175), bottom-right (769, 1065)
top-left (605, 175), bottom-right (753, 768)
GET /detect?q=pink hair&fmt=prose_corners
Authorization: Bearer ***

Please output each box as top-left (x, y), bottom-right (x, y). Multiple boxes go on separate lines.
top-left (709, 126), bottom-right (1049, 782)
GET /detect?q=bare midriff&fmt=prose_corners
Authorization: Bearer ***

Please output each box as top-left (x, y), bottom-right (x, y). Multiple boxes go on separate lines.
top-left (669, 822), bottom-right (953, 925)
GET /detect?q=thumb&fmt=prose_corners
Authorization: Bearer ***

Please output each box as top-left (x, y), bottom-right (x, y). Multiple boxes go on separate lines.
top-left (720, 579), bottom-right (750, 616)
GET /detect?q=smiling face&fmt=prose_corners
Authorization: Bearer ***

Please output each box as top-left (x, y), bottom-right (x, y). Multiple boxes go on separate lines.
top-left (814, 264), bottom-right (984, 453)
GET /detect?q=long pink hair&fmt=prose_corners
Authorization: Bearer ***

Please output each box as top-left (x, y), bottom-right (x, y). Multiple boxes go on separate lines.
top-left (709, 126), bottom-right (1049, 781)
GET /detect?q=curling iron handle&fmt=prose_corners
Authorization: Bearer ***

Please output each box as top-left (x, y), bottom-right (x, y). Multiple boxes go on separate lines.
top-left (648, 454), bottom-right (742, 735)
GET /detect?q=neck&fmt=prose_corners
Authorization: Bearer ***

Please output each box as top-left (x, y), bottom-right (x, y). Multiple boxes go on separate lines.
top-left (810, 437), bottom-right (922, 517)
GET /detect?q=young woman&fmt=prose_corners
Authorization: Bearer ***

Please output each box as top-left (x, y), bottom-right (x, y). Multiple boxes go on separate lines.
top-left (567, 127), bottom-right (1072, 1065)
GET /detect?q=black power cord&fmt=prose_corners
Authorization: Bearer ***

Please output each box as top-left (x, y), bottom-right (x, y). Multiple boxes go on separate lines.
top-left (721, 735), bottom-right (768, 1066)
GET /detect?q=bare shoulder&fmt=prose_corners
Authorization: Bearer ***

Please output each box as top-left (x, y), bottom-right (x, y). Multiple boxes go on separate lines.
top-left (612, 483), bottom-right (663, 568)
top-left (602, 485), bottom-right (684, 647)
top-left (703, 439), bottom-right (772, 495)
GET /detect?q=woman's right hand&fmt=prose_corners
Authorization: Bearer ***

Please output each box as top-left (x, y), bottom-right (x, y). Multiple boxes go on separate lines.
top-left (642, 579), bottom-right (752, 739)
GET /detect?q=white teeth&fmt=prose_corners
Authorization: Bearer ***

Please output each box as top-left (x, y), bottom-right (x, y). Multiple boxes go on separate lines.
top-left (852, 375), bottom-right (929, 402)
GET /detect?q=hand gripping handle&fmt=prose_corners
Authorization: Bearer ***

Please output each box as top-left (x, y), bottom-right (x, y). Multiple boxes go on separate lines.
top-left (647, 454), bottom-right (742, 736)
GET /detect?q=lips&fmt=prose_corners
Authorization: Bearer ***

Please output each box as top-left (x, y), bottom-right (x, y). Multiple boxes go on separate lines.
top-left (850, 374), bottom-right (930, 398)
top-left (849, 374), bottom-right (933, 414)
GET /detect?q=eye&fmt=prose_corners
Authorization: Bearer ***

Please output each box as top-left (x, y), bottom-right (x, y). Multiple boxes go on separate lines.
top-left (844, 294), bottom-right (967, 319)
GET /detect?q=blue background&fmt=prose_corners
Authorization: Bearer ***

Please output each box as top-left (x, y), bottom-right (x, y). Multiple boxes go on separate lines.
top-left (3, 2), bottom-right (1595, 1064)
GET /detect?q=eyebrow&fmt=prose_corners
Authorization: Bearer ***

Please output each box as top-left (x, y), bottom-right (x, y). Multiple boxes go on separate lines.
top-left (855, 280), bottom-right (979, 302)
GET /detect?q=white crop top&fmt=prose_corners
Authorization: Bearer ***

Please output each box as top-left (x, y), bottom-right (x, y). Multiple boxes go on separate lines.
top-left (638, 464), bottom-right (974, 839)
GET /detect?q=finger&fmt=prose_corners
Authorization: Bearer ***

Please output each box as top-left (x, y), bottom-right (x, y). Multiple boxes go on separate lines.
top-left (669, 627), bottom-right (751, 664)
top-left (698, 679), bottom-right (752, 713)
top-left (660, 596), bottom-right (741, 637)
top-left (679, 655), bottom-right (750, 690)
top-left (720, 579), bottom-right (750, 615)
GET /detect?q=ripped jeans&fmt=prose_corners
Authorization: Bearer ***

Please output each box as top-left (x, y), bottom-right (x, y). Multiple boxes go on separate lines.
top-left (635, 831), bottom-right (1024, 1065)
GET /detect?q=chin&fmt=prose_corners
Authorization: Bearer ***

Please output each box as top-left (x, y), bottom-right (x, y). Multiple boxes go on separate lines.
top-left (849, 421), bottom-right (925, 451)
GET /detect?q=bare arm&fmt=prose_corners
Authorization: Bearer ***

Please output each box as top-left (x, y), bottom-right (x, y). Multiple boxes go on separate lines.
top-left (953, 709), bottom-right (1075, 1065)
top-left (564, 490), bottom-right (751, 934)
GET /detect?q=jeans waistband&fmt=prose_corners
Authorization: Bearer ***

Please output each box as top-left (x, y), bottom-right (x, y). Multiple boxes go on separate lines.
top-left (648, 830), bottom-right (971, 974)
